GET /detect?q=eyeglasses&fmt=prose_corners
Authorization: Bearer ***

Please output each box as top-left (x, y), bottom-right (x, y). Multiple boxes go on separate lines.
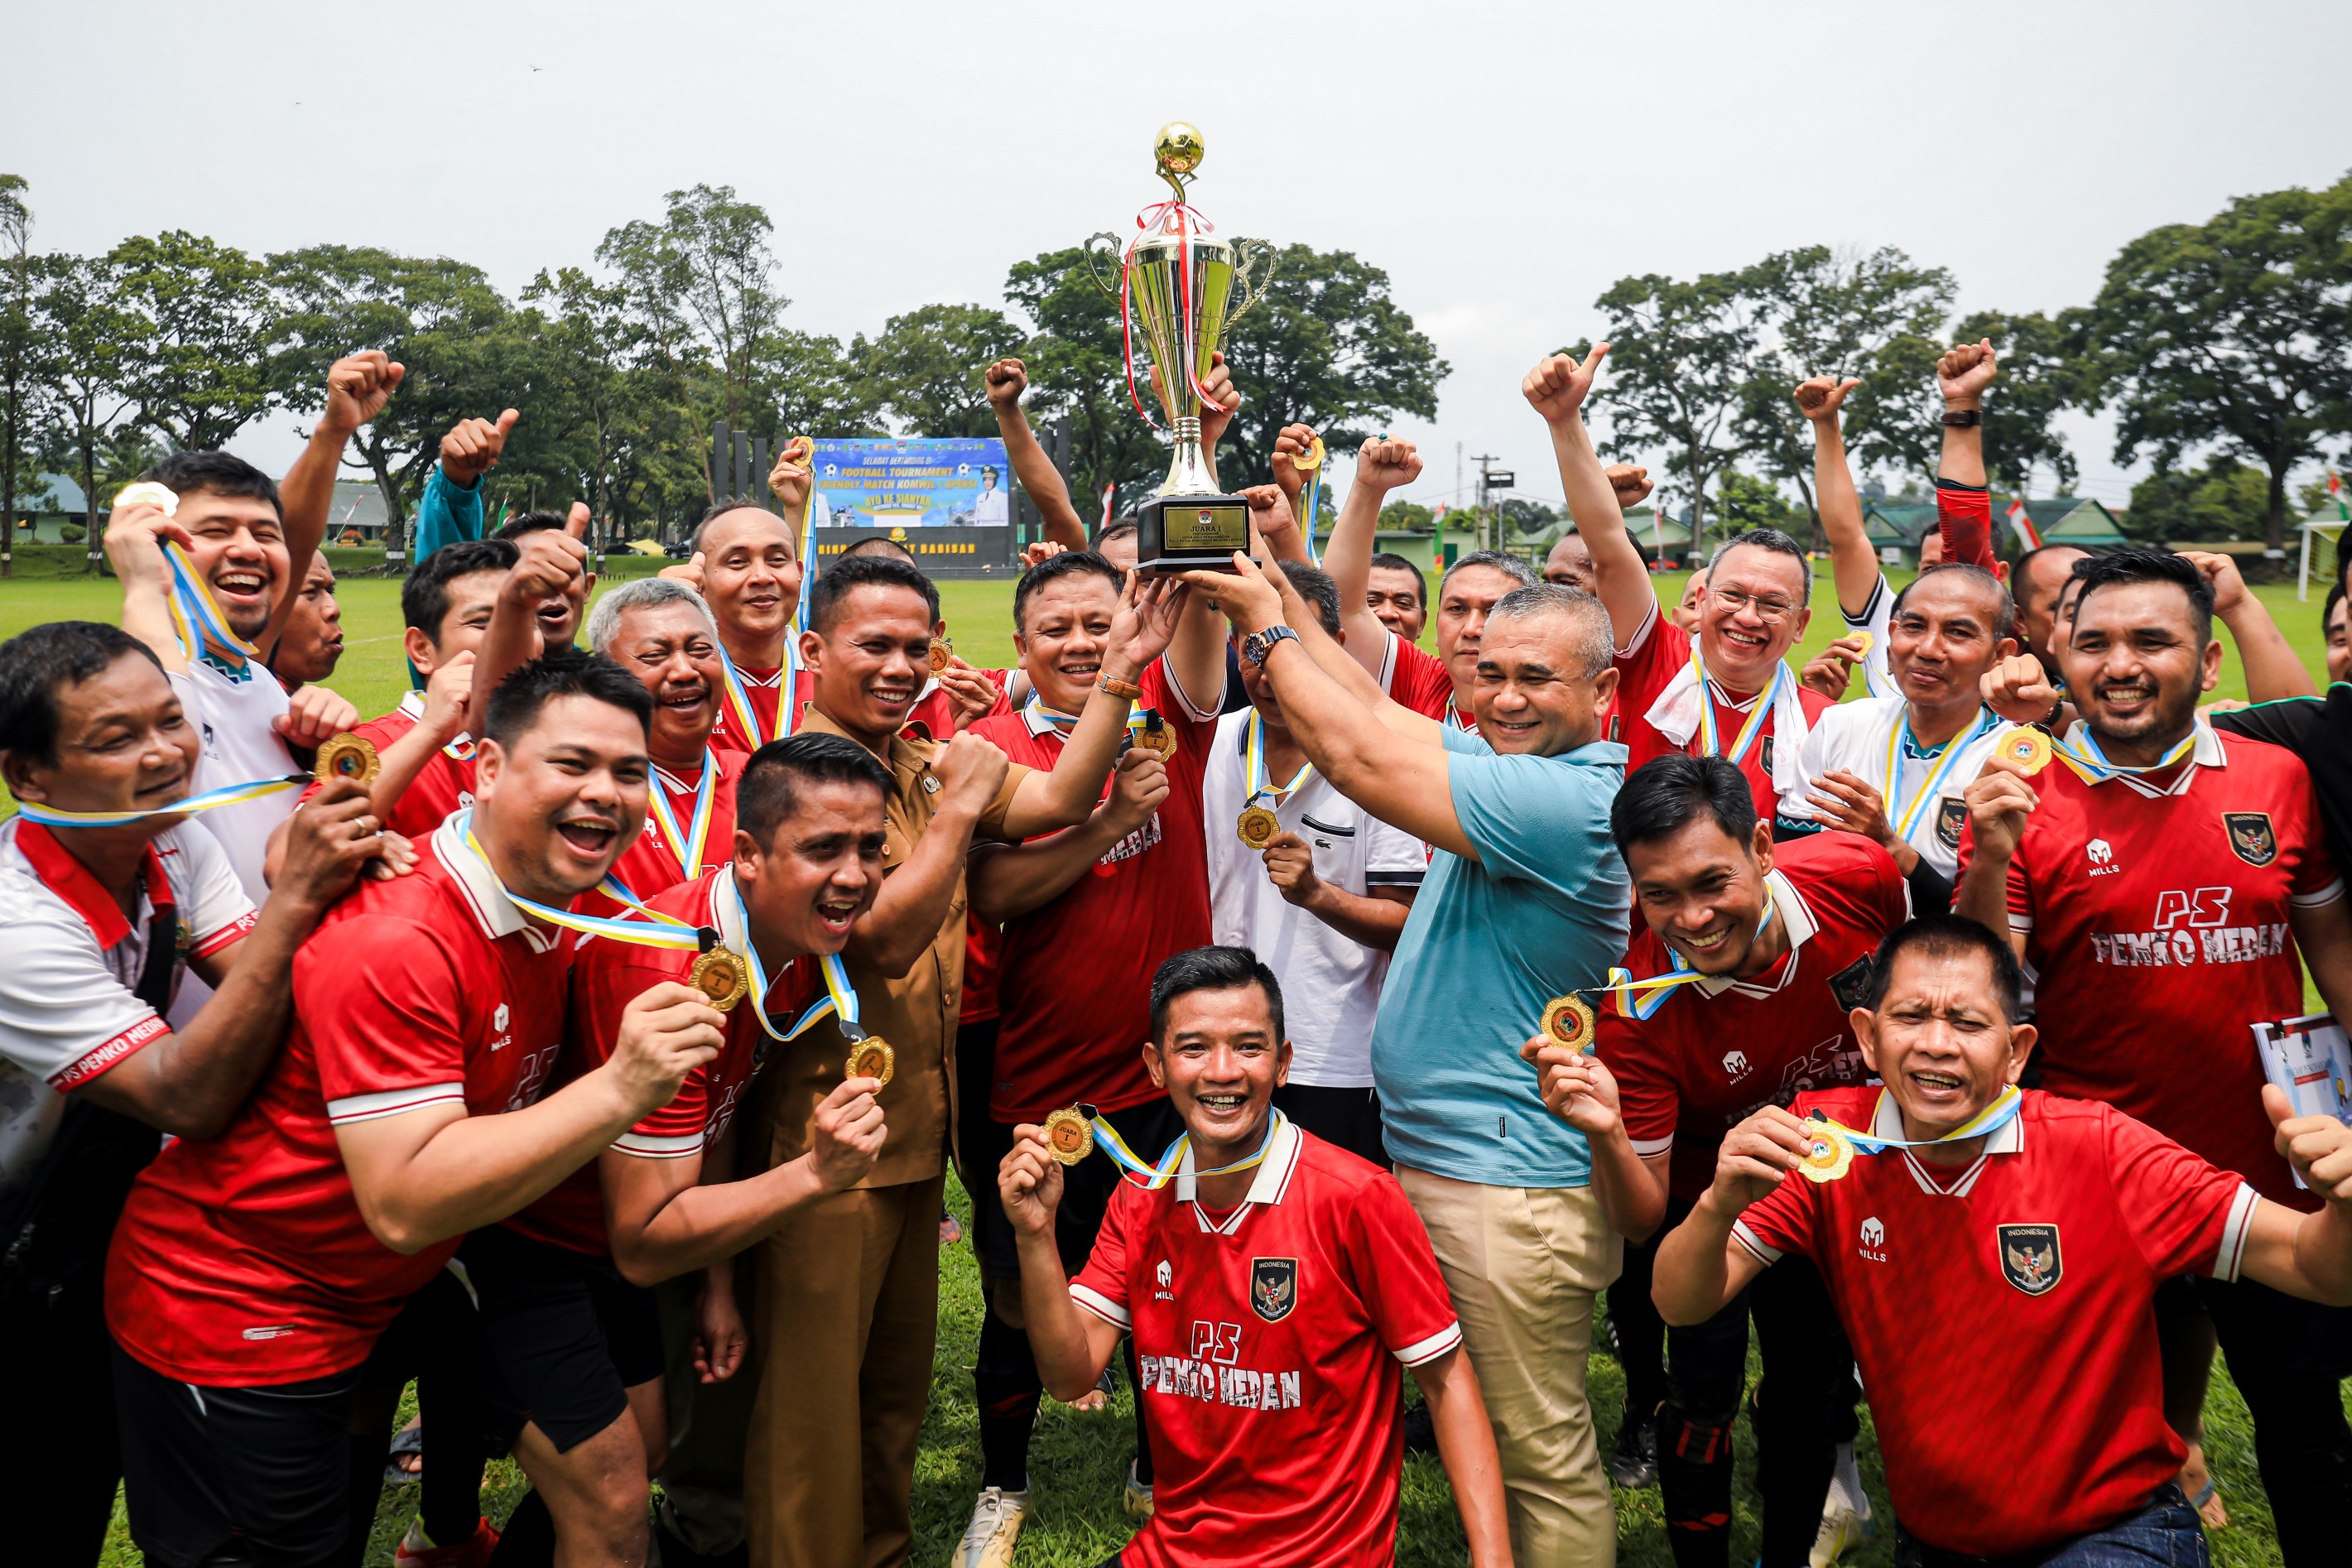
top-left (1710, 587), bottom-right (1801, 624)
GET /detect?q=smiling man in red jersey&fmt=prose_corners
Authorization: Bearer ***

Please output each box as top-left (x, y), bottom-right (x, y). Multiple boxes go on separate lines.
top-left (1657, 916), bottom-right (2352, 1566)
top-left (103, 651), bottom-right (729, 1568)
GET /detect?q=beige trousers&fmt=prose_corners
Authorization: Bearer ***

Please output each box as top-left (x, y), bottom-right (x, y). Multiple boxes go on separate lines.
top-left (1397, 1166), bottom-right (1623, 1568)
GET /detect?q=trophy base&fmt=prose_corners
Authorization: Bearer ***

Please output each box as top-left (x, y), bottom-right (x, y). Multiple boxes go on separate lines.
top-left (1133, 493), bottom-right (1250, 575)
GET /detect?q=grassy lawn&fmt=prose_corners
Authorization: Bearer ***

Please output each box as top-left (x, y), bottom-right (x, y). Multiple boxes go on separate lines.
top-left (3, 550), bottom-right (2333, 1566)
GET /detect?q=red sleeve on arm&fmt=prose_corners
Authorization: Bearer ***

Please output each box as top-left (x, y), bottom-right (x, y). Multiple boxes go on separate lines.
top-left (1348, 1175), bottom-right (1464, 1365)
top-left (1733, 1171), bottom-right (1818, 1263)
top-left (1070, 1183), bottom-right (1137, 1329)
top-left (1936, 483), bottom-right (1996, 570)
top-left (1614, 606), bottom-right (1690, 714)
top-left (1599, 1006), bottom-right (1678, 1157)
top-left (2104, 1104), bottom-right (2258, 1280)
top-left (575, 942), bottom-right (713, 1147)
top-left (310, 920), bottom-right (469, 1117)
top-left (2286, 772), bottom-right (2343, 901)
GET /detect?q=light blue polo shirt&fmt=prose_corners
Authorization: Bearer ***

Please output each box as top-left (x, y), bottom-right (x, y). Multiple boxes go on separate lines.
top-left (1371, 729), bottom-right (1630, 1188)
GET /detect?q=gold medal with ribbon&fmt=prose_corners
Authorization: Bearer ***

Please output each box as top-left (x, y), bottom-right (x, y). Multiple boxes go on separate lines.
top-left (928, 637), bottom-right (953, 676)
top-left (689, 948), bottom-right (750, 1012)
top-left (1236, 804), bottom-right (1281, 849)
top-left (1539, 994), bottom-right (1598, 1051)
top-left (1042, 1107), bottom-right (1094, 1165)
top-left (314, 733), bottom-right (381, 788)
top-left (1799, 1120), bottom-right (1856, 1184)
top-left (844, 1037), bottom-right (897, 1088)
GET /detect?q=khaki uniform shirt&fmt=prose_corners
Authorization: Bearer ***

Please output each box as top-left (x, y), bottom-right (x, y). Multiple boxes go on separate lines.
top-left (748, 707), bottom-right (1028, 1189)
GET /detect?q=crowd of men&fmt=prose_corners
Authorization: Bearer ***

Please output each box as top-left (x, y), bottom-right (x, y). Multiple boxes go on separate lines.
top-left (2, 334), bottom-right (2352, 1568)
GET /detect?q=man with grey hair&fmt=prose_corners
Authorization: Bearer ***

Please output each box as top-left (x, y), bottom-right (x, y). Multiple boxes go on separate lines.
top-left (1179, 555), bottom-right (1633, 1568)
top-left (1528, 347), bottom-right (1834, 830)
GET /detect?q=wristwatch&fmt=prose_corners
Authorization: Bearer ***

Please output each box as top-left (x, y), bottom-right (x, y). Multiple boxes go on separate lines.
top-left (1241, 625), bottom-right (1300, 666)
top-left (1941, 408), bottom-right (1984, 428)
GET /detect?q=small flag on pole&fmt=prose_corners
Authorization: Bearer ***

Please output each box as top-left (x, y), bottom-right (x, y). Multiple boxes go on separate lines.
top-left (2004, 497), bottom-right (2043, 551)
top-left (2330, 469), bottom-right (2347, 522)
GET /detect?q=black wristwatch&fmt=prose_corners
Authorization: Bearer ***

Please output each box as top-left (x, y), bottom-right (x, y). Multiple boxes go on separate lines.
top-left (1242, 625), bottom-right (1300, 666)
top-left (1941, 408), bottom-right (1984, 428)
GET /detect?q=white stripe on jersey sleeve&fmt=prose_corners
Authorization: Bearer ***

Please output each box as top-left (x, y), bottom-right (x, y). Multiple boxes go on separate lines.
top-left (1730, 1220), bottom-right (1782, 1266)
top-left (1070, 1281), bottom-right (1131, 1330)
top-left (2213, 1183), bottom-right (2261, 1282)
top-left (613, 1129), bottom-right (706, 1159)
top-left (1392, 1321), bottom-right (1464, 1367)
top-left (326, 1083), bottom-right (467, 1124)
top-left (2291, 878), bottom-right (2345, 910)
top-left (1628, 1133), bottom-right (1674, 1159)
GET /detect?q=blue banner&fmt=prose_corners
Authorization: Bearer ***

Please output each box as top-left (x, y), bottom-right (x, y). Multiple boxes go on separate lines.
top-left (810, 436), bottom-right (1013, 530)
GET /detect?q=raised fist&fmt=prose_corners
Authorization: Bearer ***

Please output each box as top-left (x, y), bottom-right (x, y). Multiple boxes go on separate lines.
top-left (984, 358), bottom-right (1029, 410)
top-left (1270, 424), bottom-right (1323, 501)
top-left (320, 352), bottom-right (405, 437)
top-left (441, 410), bottom-right (520, 487)
top-left (1792, 376), bottom-right (1859, 424)
top-left (768, 435), bottom-right (814, 514)
top-left (1523, 345), bottom-right (1609, 426)
top-left (1938, 339), bottom-right (1997, 406)
top-left (1607, 464), bottom-right (1653, 509)
top-left (1354, 437), bottom-right (1422, 493)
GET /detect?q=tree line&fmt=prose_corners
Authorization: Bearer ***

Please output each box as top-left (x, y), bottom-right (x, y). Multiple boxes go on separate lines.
top-left (0, 170), bottom-right (2345, 567)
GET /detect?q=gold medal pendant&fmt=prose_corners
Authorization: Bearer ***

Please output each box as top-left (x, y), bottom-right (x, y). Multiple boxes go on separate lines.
top-left (1799, 1121), bottom-right (1855, 1184)
top-left (1236, 805), bottom-right (1282, 849)
top-left (688, 949), bottom-right (749, 1012)
top-left (314, 733), bottom-right (381, 788)
top-left (113, 481), bottom-right (180, 516)
top-left (1999, 728), bottom-right (2051, 776)
top-left (1134, 714), bottom-right (1179, 761)
top-left (844, 1036), bottom-right (896, 1088)
top-left (1849, 630), bottom-right (1873, 657)
top-left (1539, 995), bottom-right (1597, 1051)
top-left (928, 637), bottom-right (953, 676)
top-left (1041, 1107), bottom-right (1094, 1166)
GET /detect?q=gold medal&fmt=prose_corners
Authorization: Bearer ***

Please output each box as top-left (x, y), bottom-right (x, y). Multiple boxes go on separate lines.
top-left (113, 481), bottom-right (180, 517)
top-left (688, 948), bottom-right (749, 1012)
top-left (1236, 805), bottom-right (1282, 849)
top-left (1134, 713), bottom-right (1178, 760)
top-left (1041, 1107), bottom-right (1094, 1166)
top-left (313, 733), bottom-right (381, 788)
top-left (1998, 728), bottom-right (2051, 777)
top-left (1539, 994), bottom-right (1597, 1051)
top-left (1849, 630), bottom-right (1873, 657)
top-left (1291, 434), bottom-right (1326, 474)
top-left (1799, 1120), bottom-right (1855, 1184)
top-left (928, 637), bottom-right (953, 676)
top-left (844, 1036), bottom-right (896, 1087)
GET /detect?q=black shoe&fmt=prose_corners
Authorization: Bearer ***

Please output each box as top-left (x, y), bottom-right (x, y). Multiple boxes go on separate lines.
top-left (653, 1509), bottom-right (749, 1568)
top-left (1605, 1406), bottom-right (1659, 1489)
top-left (1402, 1402), bottom-right (1438, 1455)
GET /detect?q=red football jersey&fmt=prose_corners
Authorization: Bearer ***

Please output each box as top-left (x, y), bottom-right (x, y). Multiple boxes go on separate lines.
top-left (507, 867), bottom-right (820, 1256)
top-left (1957, 728), bottom-right (2342, 1206)
top-left (974, 661), bottom-right (1216, 1121)
top-left (106, 819), bottom-right (570, 1383)
top-left (899, 667), bottom-right (1012, 742)
top-left (961, 916), bottom-right (1003, 1026)
top-left (1070, 1119), bottom-right (1464, 1568)
top-left (1382, 632), bottom-right (1455, 723)
top-left (296, 693), bottom-right (475, 841)
top-left (579, 749), bottom-right (746, 920)
top-left (1737, 1087), bottom-right (2257, 1558)
top-left (709, 666), bottom-right (815, 756)
top-left (1614, 607), bottom-right (1832, 826)
top-left (1606, 834), bottom-right (1909, 1200)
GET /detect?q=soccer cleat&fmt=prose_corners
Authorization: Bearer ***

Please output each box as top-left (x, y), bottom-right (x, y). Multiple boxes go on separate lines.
top-left (955, 1486), bottom-right (1030, 1568)
top-left (1123, 1459), bottom-right (1156, 1520)
top-left (1605, 1406), bottom-right (1660, 1489)
top-left (393, 1517), bottom-right (499, 1568)
top-left (1810, 1496), bottom-right (1876, 1568)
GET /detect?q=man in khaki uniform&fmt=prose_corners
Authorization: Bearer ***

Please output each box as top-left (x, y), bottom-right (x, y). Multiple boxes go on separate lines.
top-left (741, 554), bottom-right (1190, 1568)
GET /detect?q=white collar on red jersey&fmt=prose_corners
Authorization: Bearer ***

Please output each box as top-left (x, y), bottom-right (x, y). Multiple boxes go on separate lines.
top-left (1019, 696), bottom-right (1067, 739)
top-left (1873, 1085), bottom-right (2024, 1197)
top-left (433, 815), bottom-right (562, 952)
top-left (1175, 1113), bottom-right (1303, 1234)
top-left (2071, 718), bottom-right (2226, 800)
top-left (1693, 868), bottom-right (1820, 999)
top-left (397, 689), bottom-right (475, 748)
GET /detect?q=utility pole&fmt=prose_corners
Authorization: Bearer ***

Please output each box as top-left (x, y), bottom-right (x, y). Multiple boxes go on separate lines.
top-left (1469, 454), bottom-right (1500, 552)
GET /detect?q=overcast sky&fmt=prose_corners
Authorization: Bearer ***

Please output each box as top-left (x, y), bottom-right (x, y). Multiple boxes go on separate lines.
top-left (14, 2), bottom-right (2351, 516)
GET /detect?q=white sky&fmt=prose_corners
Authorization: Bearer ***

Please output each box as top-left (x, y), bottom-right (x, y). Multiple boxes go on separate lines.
top-left (13, 1), bottom-right (2351, 516)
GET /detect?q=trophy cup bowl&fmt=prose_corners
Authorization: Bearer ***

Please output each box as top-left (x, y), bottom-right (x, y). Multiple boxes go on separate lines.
top-left (1088, 123), bottom-right (1272, 575)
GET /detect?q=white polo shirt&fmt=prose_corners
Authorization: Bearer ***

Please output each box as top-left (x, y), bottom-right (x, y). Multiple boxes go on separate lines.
top-left (169, 653), bottom-right (299, 902)
top-left (1795, 695), bottom-right (2013, 881)
top-left (0, 816), bottom-right (255, 1201)
top-left (1203, 709), bottom-right (1425, 1088)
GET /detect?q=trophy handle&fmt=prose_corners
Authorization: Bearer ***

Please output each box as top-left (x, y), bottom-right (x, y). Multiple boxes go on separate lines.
top-left (1223, 237), bottom-right (1277, 330)
top-left (1081, 232), bottom-right (1126, 299)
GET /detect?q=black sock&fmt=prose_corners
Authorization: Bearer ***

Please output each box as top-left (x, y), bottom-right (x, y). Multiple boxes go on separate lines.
top-left (974, 1308), bottom-right (1042, 1493)
top-left (489, 1488), bottom-right (556, 1566)
top-left (341, 1431), bottom-right (389, 1568)
top-left (1125, 1343), bottom-right (1152, 1488)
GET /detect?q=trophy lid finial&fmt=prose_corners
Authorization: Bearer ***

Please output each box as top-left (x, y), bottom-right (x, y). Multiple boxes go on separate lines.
top-left (1154, 123), bottom-right (1205, 183)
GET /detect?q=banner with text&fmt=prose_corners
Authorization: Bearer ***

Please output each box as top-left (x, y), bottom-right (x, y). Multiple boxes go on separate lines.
top-left (810, 437), bottom-right (1013, 530)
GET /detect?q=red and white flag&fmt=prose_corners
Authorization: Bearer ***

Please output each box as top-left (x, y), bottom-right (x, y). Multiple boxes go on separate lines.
top-left (2004, 497), bottom-right (2043, 551)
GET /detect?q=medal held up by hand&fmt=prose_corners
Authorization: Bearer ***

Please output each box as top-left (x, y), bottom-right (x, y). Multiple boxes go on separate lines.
top-left (690, 948), bottom-right (750, 1013)
top-left (1998, 728), bottom-right (2052, 776)
top-left (928, 637), bottom-right (953, 676)
top-left (1042, 1108), bottom-right (1094, 1166)
top-left (1799, 1116), bottom-right (1855, 1184)
top-left (844, 1034), bottom-right (896, 1089)
top-left (1539, 994), bottom-right (1597, 1052)
top-left (314, 733), bottom-right (381, 788)
top-left (1133, 709), bottom-right (1179, 760)
top-left (1236, 804), bottom-right (1281, 849)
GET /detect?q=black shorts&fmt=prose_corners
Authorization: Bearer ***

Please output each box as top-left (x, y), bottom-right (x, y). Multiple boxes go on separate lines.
top-left (113, 1341), bottom-right (360, 1568)
top-left (974, 1097), bottom-right (1186, 1282)
top-left (462, 1224), bottom-right (666, 1454)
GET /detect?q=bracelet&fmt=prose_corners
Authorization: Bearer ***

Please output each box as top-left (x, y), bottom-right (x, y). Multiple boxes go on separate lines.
top-left (1097, 675), bottom-right (1142, 700)
top-left (1941, 408), bottom-right (1984, 428)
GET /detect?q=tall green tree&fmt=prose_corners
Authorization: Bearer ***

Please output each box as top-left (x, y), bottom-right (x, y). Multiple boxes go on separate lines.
top-left (108, 230), bottom-right (278, 451)
top-left (851, 304), bottom-right (1023, 438)
top-left (1951, 308), bottom-right (2084, 493)
top-left (0, 176), bottom-right (36, 575)
top-left (757, 328), bottom-right (877, 440)
top-left (2083, 171), bottom-right (2352, 554)
top-left (2123, 456), bottom-right (2271, 544)
top-left (33, 253), bottom-right (140, 566)
top-left (1588, 268), bottom-right (1762, 546)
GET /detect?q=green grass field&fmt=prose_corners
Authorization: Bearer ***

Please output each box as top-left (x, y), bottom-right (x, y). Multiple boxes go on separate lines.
top-left (2, 550), bottom-right (2335, 1566)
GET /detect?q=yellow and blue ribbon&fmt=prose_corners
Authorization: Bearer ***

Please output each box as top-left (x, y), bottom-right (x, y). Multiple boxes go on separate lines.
top-left (462, 815), bottom-right (710, 953)
top-left (716, 642), bottom-right (797, 748)
top-left (14, 772), bottom-right (307, 829)
top-left (1689, 649), bottom-right (1791, 768)
top-left (1243, 709), bottom-right (1313, 806)
top-left (647, 755), bottom-right (720, 878)
top-left (1883, 709), bottom-right (1998, 841)
top-left (1023, 692), bottom-right (1149, 743)
top-left (724, 873), bottom-right (853, 1045)
top-left (1816, 1085), bottom-right (2024, 1154)
top-left (162, 541), bottom-right (259, 671)
top-left (2051, 725), bottom-right (2198, 784)
top-left (1591, 902), bottom-right (1779, 1020)
top-left (1081, 1107), bottom-right (1286, 1190)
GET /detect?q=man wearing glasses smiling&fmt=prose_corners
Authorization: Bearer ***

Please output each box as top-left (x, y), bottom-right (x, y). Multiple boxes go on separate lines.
top-left (1529, 349), bottom-right (1834, 831)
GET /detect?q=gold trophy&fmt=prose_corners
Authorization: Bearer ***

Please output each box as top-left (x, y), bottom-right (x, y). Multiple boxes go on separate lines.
top-left (1086, 123), bottom-right (1273, 574)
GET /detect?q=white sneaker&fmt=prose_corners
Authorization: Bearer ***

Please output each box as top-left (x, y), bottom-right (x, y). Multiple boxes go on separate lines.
top-left (955, 1487), bottom-right (1030, 1568)
top-left (1123, 1458), bottom-right (1155, 1521)
top-left (1810, 1495), bottom-right (1875, 1568)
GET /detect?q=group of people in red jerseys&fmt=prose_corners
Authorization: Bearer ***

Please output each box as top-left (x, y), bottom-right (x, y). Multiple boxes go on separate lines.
top-left (2, 324), bottom-right (2352, 1568)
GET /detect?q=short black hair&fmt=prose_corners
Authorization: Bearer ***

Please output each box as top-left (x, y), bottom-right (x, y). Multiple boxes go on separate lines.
top-left (839, 536), bottom-right (916, 565)
top-left (1149, 945), bottom-right (1286, 1045)
top-left (1369, 551), bottom-right (1426, 608)
top-left (1859, 913), bottom-right (2026, 1025)
top-left (1013, 550), bottom-right (1124, 631)
top-left (736, 732), bottom-right (891, 849)
top-left (0, 622), bottom-right (166, 769)
top-left (402, 538), bottom-right (518, 640)
top-left (2326, 581), bottom-right (2345, 634)
top-left (483, 647), bottom-right (653, 748)
top-left (2069, 546), bottom-right (2214, 647)
top-left (493, 511), bottom-right (570, 541)
top-left (1275, 561), bottom-right (1343, 637)
top-left (1892, 561), bottom-right (2016, 644)
top-left (1095, 518), bottom-right (1139, 549)
top-left (810, 553), bottom-right (939, 633)
top-left (140, 450), bottom-right (281, 519)
top-left (1707, 527), bottom-right (1813, 603)
top-left (2013, 542), bottom-right (2091, 612)
top-left (1609, 753), bottom-right (1758, 859)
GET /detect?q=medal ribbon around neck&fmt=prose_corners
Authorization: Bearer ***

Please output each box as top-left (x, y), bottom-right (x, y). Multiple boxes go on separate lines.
top-left (1243, 709), bottom-right (1314, 806)
top-left (1593, 901), bottom-right (1781, 1020)
top-left (716, 642), bottom-right (797, 749)
top-left (1085, 1107), bottom-right (1286, 1191)
top-left (647, 756), bottom-right (719, 878)
top-left (1445, 698), bottom-right (1477, 733)
top-left (14, 772), bottom-right (307, 829)
top-left (2051, 724), bottom-right (2199, 784)
top-left (1818, 1085), bottom-right (2024, 1154)
top-left (722, 873), bottom-right (858, 1045)
top-left (162, 541), bottom-right (260, 670)
top-left (459, 813), bottom-right (712, 955)
top-left (1023, 691), bottom-right (1149, 742)
top-left (1883, 709), bottom-right (1998, 841)
top-left (1689, 648), bottom-right (1789, 767)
